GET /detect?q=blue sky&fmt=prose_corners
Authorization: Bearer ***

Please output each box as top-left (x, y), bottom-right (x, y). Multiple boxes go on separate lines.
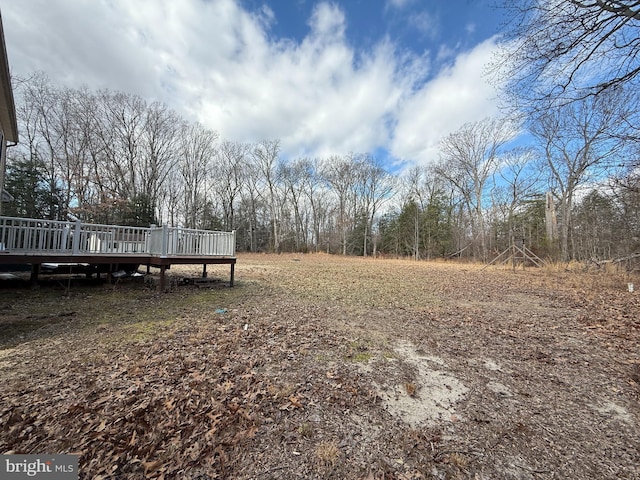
top-left (242, 0), bottom-right (500, 58)
top-left (1, 0), bottom-right (506, 169)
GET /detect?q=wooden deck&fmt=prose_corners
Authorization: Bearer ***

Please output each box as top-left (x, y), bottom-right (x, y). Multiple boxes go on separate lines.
top-left (0, 216), bottom-right (236, 290)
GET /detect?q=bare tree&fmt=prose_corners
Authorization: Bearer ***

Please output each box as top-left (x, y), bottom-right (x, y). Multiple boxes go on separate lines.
top-left (609, 158), bottom-right (640, 257)
top-left (437, 118), bottom-right (517, 261)
top-left (490, 147), bottom-right (541, 249)
top-left (178, 122), bottom-right (218, 228)
top-left (65, 87), bottom-right (100, 214)
top-left (495, 0), bottom-right (640, 108)
top-left (141, 101), bottom-right (181, 220)
top-left (572, 189), bottom-right (622, 260)
top-left (81, 90), bottom-right (118, 222)
top-left (356, 155), bottom-right (395, 256)
top-left (158, 167), bottom-right (182, 226)
top-left (11, 75), bottom-right (97, 220)
top-left (252, 139), bottom-right (283, 252)
top-left (16, 74), bottom-right (63, 219)
top-left (38, 86), bottom-right (82, 218)
top-left (238, 155), bottom-right (265, 252)
top-left (321, 154), bottom-right (359, 255)
top-left (93, 91), bottom-right (147, 201)
top-left (529, 89), bottom-right (632, 260)
top-left (280, 158), bottom-right (313, 251)
top-left (296, 158), bottom-right (328, 252)
top-left (213, 140), bottom-right (248, 231)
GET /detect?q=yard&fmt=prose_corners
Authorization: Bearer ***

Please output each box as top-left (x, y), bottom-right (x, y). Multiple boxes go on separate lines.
top-left (1, 253), bottom-right (639, 479)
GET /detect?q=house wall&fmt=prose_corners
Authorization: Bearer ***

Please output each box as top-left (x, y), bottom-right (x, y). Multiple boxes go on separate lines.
top-left (0, 13), bottom-right (19, 215)
top-left (0, 127), bottom-right (6, 215)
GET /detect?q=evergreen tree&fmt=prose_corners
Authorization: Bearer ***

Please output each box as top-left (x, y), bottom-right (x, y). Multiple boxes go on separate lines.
top-left (4, 155), bottom-right (62, 219)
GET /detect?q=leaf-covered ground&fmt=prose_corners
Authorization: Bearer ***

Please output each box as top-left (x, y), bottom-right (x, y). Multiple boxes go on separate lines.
top-left (1, 253), bottom-right (639, 479)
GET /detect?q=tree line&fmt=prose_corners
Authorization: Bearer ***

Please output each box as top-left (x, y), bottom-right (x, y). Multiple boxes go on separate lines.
top-left (4, 73), bottom-right (398, 256)
top-left (4, 71), bottom-right (639, 262)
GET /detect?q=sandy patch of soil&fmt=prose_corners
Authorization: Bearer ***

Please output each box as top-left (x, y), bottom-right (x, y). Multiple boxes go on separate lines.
top-left (366, 341), bottom-right (469, 427)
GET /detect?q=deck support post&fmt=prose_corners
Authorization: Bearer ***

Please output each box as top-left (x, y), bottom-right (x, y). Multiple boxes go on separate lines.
top-left (159, 265), bottom-right (167, 292)
top-left (230, 262), bottom-right (235, 287)
top-left (202, 264), bottom-right (207, 278)
top-left (30, 263), bottom-right (40, 287)
top-left (108, 263), bottom-right (116, 283)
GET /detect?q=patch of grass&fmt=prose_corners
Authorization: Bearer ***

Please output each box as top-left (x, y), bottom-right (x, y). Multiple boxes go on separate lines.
top-left (267, 382), bottom-right (296, 399)
top-left (350, 351), bottom-right (372, 362)
top-left (175, 285), bottom-right (245, 308)
top-left (314, 353), bottom-right (331, 362)
top-left (72, 351), bottom-right (110, 366)
top-left (346, 339), bottom-right (373, 362)
top-left (447, 452), bottom-right (469, 469)
top-left (315, 441), bottom-right (340, 468)
top-left (0, 282), bottom-right (205, 348)
top-left (349, 340), bottom-right (367, 350)
top-left (297, 422), bottom-right (313, 438)
top-left (0, 315), bottom-right (72, 342)
top-left (120, 319), bottom-right (176, 343)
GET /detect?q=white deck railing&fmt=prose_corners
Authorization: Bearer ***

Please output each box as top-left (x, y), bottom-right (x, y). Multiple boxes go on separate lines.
top-left (0, 216), bottom-right (236, 257)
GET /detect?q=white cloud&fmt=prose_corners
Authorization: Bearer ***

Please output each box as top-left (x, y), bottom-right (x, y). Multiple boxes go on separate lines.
top-left (3, 0), bottom-right (160, 97)
top-left (188, 1), bottom-right (413, 158)
top-left (308, 2), bottom-right (346, 39)
top-left (391, 38), bottom-right (502, 166)
top-left (1, 0), bottom-right (499, 166)
top-left (408, 11), bottom-right (439, 39)
top-left (385, 0), bottom-right (416, 9)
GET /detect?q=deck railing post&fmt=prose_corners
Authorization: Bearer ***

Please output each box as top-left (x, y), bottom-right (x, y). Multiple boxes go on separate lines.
top-left (72, 219), bottom-right (82, 254)
top-left (161, 224), bottom-right (168, 257)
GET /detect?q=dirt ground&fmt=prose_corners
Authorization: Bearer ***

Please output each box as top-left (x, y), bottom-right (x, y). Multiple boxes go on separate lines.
top-left (1, 253), bottom-right (639, 479)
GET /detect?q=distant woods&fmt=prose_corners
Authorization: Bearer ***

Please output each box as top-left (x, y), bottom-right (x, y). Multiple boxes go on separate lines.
top-left (4, 72), bottom-right (640, 262)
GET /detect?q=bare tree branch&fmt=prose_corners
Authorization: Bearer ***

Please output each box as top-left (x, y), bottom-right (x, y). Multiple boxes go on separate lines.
top-left (494, 0), bottom-right (640, 110)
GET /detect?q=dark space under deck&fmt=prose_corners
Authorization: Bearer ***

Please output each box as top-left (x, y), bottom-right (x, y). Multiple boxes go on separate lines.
top-left (0, 253), bottom-right (236, 291)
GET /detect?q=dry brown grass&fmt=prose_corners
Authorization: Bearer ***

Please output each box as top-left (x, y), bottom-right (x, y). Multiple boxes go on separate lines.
top-left (0, 253), bottom-right (638, 479)
top-left (404, 382), bottom-right (417, 397)
top-left (314, 440), bottom-right (341, 469)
